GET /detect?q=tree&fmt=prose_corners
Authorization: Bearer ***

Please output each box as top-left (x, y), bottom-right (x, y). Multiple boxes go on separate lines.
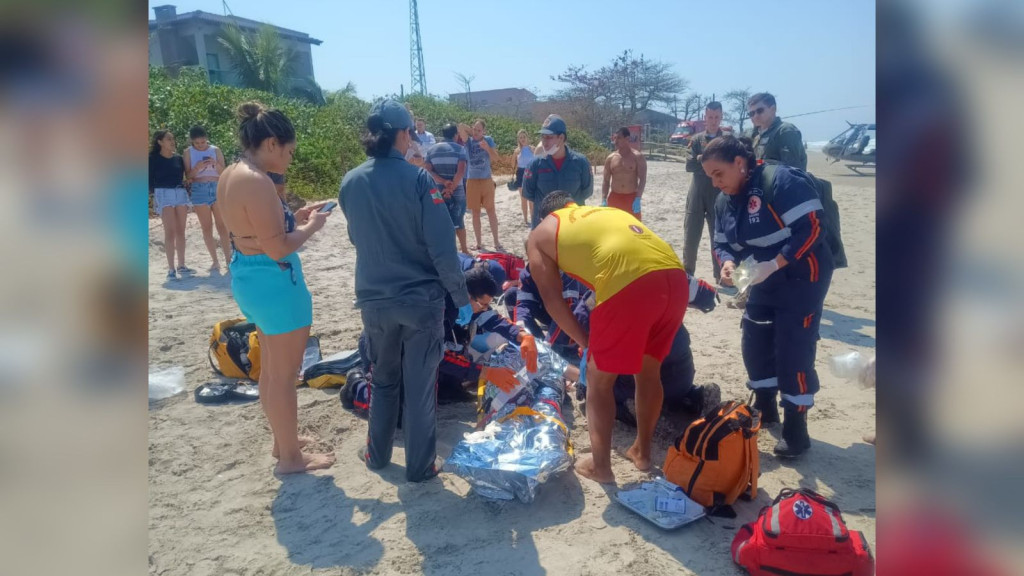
top-left (291, 79), bottom-right (325, 106)
top-left (218, 24), bottom-right (294, 95)
top-left (551, 51), bottom-right (688, 140)
top-left (680, 93), bottom-right (708, 121)
top-left (607, 51), bottom-right (689, 115)
top-left (723, 88), bottom-right (753, 134)
top-left (453, 72), bottom-right (475, 109)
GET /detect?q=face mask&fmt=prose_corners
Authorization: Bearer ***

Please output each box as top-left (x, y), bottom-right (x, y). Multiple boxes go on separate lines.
top-left (544, 143), bottom-right (559, 156)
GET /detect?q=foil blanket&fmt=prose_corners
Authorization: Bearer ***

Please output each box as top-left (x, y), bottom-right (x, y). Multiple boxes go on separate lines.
top-left (444, 341), bottom-right (573, 502)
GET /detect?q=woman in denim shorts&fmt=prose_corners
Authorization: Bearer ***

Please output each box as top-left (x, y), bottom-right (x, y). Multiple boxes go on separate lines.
top-left (149, 130), bottom-right (194, 280)
top-left (184, 125), bottom-right (230, 272)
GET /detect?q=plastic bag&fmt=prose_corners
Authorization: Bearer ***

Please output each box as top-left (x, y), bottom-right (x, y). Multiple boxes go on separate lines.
top-left (733, 255), bottom-right (757, 293)
top-left (829, 351), bottom-right (876, 389)
top-left (149, 366), bottom-right (185, 400)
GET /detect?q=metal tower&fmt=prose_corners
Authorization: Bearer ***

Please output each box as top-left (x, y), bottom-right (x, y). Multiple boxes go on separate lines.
top-left (409, 0), bottom-right (427, 95)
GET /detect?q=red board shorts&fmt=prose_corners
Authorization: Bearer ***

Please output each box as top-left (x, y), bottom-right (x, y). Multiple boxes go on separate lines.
top-left (589, 268), bottom-right (687, 374)
top-left (606, 191), bottom-right (641, 221)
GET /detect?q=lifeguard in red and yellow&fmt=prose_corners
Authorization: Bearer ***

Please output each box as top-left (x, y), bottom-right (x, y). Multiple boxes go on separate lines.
top-left (526, 191), bottom-right (687, 484)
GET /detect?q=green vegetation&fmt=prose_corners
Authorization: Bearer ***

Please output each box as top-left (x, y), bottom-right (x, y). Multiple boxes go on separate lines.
top-left (149, 67), bottom-right (604, 199)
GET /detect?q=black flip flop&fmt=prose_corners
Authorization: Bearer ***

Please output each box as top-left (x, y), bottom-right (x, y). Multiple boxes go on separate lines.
top-left (229, 382), bottom-right (259, 400)
top-left (194, 382), bottom-right (234, 404)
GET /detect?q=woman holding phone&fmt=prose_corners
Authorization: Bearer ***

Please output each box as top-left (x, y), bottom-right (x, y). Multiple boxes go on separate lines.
top-left (184, 125), bottom-right (230, 272)
top-left (219, 102), bottom-right (335, 475)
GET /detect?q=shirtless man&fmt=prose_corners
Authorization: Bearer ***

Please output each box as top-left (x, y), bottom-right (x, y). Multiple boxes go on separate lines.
top-left (602, 127), bottom-right (647, 221)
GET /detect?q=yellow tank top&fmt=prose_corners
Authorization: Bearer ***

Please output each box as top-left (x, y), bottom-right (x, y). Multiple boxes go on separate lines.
top-left (553, 205), bottom-right (683, 305)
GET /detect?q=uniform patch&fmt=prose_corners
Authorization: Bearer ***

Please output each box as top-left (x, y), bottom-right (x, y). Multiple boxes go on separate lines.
top-left (793, 500), bottom-right (813, 520)
top-left (748, 196), bottom-right (762, 214)
top-left (430, 188), bottom-right (444, 204)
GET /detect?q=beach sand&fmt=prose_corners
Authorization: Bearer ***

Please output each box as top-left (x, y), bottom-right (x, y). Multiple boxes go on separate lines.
top-left (148, 151), bottom-right (875, 576)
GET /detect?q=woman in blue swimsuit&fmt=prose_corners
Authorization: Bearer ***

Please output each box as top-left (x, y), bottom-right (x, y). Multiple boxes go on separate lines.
top-left (218, 102), bottom-right (335, 475)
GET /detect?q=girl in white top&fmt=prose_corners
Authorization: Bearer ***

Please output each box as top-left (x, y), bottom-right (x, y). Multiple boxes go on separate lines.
top-left (513, 130), bottom-right (535, 224)
top-left (184, 125), bottom-right (230, 272)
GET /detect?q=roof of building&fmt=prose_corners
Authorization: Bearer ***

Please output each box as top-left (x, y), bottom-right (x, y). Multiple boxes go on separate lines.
top-left (448, 88), bottom-right (537, 101)
top-left (149, 9), bottom-right (323, 45)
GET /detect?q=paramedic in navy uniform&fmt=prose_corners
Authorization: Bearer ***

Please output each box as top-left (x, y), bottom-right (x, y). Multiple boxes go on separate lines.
top-left (340, 99), bottom-right (473, 482)
top-left (702, 135), bottom-right (834, 458)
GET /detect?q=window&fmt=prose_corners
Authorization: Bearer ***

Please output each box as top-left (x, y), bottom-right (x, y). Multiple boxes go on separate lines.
top-left (206, 53), bottom-right (223, 84)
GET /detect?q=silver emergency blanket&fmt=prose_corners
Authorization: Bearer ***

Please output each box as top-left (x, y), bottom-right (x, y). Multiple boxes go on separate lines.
top-left (443, 341), bottom-right (573, 502)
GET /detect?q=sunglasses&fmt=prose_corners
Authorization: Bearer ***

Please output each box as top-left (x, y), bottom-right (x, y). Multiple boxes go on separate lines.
top-left (747, 107), bottom-right (767, 118)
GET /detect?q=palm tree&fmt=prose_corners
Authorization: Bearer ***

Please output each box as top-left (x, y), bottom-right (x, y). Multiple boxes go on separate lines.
top-left (218, 24), bottom-right (294, 95)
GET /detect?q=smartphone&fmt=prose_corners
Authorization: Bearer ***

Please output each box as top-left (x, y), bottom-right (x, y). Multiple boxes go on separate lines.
top-left (318, 201), bottom-right (338, 213)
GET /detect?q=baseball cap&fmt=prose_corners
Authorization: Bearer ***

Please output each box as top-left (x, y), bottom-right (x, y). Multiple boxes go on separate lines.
top-left (484, 260), bottom-right (507, 288)
top-left (368, 99), bottom-right (420, 143)
top-left (538, 114), bottom-right (567, 135)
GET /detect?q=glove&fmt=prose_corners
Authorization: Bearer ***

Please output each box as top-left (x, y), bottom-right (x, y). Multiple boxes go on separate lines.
top-left (519, 333), bottom-right (538, 373)
top-left (689, 278), bottom-right (720, 313)
top-left (632, 197), bottom-right (642, 213)
top-left (748, 258), bottom-right (780, 287)
top-left (579, 348), bottom-right (589, 387)
top-left (456, 303), bottom-right (473, 326)
top-left (482, 366), bottom-right (519, 393)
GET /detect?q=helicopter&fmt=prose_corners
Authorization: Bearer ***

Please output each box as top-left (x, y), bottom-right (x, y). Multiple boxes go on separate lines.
top-left (822, 122), bottom-right (876, 174)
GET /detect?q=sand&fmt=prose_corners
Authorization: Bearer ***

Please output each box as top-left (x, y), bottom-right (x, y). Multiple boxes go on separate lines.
top-left (148, 151), bottom-right (875, 576)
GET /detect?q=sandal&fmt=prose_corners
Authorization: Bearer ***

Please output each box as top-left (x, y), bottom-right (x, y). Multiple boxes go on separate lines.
top-left (194, 382), bottom-right (234, 404)
top-left (229, 382), bottom-right (259, 400)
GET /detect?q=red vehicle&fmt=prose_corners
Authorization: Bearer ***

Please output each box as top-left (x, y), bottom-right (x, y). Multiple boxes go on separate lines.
top-left (669, 120), bottom-right (734, 145)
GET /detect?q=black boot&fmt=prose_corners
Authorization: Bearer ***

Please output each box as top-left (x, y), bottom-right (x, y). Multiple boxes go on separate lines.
top-left (677, 383), bottom-right (722, 418)
top-left (774, 408), bottom-right (811, 458)
top-left (340, 368), bottom-right (365, 410)
top-left (753, 390), bottom-right (780, 425)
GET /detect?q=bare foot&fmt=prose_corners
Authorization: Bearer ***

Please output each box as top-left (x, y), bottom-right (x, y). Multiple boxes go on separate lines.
top-left (274, 451), bottom-right (336, 475)
top-left (625, 443), bottom-right (651, 472)
top-left (574, 455), bottom-right (615, 484)
top-left (272, 435), bottom-right (315, 459)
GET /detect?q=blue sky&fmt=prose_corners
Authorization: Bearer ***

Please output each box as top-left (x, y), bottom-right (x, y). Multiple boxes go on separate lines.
top-left (151, 1), bottom-right (875, 141)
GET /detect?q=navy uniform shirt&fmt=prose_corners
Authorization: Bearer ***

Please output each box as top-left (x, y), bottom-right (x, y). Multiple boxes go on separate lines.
top-left (752, 117), bottom-right (807, 171)
top-left (514, 264), bottom-right (584, 353)
top-left (340, 148), bottom-right (469, 309)
top-left (713, 164), bottom-right (832, 304)
top-left (522, 146), bottom-right (593, 227)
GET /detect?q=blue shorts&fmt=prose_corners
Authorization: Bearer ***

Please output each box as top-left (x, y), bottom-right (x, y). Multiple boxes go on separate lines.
top-left (153, 187), bottom-right (188, 212)
top-left (446, 192), bottom-right (466, 230)
top-left (230, 251), bottom-right (313, 335)
top-left (190, 181), bottom-right (218, 206)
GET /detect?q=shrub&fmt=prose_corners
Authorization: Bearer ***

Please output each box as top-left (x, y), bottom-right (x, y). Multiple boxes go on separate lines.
top-left (149, 69), bottom-right (604, 199)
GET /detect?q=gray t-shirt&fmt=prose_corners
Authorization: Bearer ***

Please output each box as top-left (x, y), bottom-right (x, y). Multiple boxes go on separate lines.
top-left (464, 135), bottom-right (496, 179)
